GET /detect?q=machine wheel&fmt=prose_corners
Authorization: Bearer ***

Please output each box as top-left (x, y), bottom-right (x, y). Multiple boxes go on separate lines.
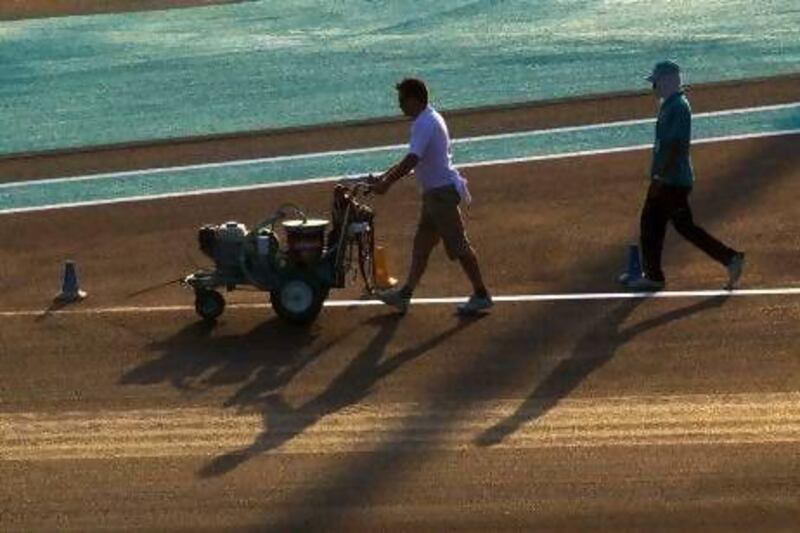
top-left (195, 290), bottom-right (225, 321)
top-left (270, 276), bottom-right (327, 324)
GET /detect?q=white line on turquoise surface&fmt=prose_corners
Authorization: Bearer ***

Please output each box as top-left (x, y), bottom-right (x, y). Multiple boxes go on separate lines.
top-left (2, 128), bottom-right (797, 215)
top-left (1, 287), bottom-right (799, 318)
top-left (453, 101), bottom-right (800, 144)
top-left (2, 101), bottom-right (797, 190)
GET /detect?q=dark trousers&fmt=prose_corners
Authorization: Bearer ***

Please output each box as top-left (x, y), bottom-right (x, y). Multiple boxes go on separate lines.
top-left (640, 181), bottom-right (737, 282)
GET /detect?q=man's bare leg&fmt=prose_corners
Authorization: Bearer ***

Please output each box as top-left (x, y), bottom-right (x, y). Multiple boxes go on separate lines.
top-left (375, 232), bottom-right (437, 312)
top-left (404, 233), bottom-right (439, 294)
top-left (458, 246), bottom-right (489, 297)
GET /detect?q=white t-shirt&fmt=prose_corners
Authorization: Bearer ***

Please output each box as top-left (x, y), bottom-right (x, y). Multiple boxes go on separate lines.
top-left (408, 106), bottom-right (471, 203)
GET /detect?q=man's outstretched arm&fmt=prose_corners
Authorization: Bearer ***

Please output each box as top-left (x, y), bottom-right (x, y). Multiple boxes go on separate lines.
top-left (371, 153), bottom-right (420, 194)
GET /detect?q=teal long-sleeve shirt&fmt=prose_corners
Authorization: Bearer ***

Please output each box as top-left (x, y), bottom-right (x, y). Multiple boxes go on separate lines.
top-left (650, 91), bottom-right (694, 188)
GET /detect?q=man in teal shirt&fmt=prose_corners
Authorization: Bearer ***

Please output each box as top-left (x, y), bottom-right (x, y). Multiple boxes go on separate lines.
top-left (625, 60), bottom-right (744, 291)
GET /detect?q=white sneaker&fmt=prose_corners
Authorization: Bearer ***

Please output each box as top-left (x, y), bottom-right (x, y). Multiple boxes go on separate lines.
top-left (725, 252), bottom-right (745, 290)
top-left (457, 294), bottom-right (493, 315)
top-left (375, 287), bottom-right (411, 314)
top-left (625, 277), bottom-right (665, 292)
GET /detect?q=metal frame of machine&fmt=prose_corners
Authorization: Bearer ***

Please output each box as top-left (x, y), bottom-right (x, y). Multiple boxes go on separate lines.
top-left (183, 180), bottom-right (377, 324)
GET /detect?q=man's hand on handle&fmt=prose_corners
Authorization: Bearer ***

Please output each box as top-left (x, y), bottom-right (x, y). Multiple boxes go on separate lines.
top-left (368, 153), bottom-right (420, 196)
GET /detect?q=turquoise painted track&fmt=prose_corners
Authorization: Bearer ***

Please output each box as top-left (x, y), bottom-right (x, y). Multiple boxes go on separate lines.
top-left (2, 0), bottom-right (799, 154)
top-left (1, 103), bottom-right (797, 213)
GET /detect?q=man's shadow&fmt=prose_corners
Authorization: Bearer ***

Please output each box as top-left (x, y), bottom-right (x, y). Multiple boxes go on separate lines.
top-left (35, 300), bottom-right (73, 322)
top-left (475, 295), bottom-right (729, 446)
top-left (198, 313), bottom-right (485, 478)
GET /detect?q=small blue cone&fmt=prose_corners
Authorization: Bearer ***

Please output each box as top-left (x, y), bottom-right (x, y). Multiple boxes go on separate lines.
top-left (55, 260), bottom-right (87, 303)
top-left (617, 244), bottom-right (642, 285)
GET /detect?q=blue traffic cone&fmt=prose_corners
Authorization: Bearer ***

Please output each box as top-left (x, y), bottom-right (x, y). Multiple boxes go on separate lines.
top-left (617, 244), bottom-right (642, 285)
top-left (55, 260), bottom-right (87, 303)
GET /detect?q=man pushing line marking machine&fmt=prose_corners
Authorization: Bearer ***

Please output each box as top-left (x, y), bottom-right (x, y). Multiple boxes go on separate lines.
top-left (368, 78), bottom-right (493, 316)
top-left (180, 77), bottom-right (494, 324)
top-left (182, 177), bottom-right (394, 324)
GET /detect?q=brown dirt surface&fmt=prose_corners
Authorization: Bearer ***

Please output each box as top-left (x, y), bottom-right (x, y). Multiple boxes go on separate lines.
top-left (1, 135), bottom-right (797, 313)
top-left (0, 0), bottom-right (246, 20)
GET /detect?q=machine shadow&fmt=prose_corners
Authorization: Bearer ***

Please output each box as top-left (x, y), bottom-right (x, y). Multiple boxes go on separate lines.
top-left (475, 295), bottom-right (730, 446)
top-left (120, 317), bottom-right (352, 396)
top-left (198, 313), bottom-right (485, 478)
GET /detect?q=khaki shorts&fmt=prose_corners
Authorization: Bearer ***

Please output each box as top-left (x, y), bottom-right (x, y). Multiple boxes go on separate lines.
top-left (414, 185), bottom-right (472, 260)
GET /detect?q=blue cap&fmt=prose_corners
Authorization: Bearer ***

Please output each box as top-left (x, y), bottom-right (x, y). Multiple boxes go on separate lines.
top-left (646, 60), bottom-right (681, 82)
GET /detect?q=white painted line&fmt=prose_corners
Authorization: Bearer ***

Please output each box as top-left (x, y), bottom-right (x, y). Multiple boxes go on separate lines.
top-left (461, 129), bottom-right (800, 170)
top-left (452, 101), bottom-right (800, 144)
top-left (1, 100), bottom-right (797, 189)
top-left (0, 142), bottom-right (408, 189)
top-left (2, 287), bottom-right (798, 318)
top-left (2, 128), bottom-right (798, 216)
top-left (392, 287), bottom-right (800, 305)
top-left (692, 100), bottom-right (800, 117)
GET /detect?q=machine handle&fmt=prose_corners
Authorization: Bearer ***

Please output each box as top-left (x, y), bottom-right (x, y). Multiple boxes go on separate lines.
top-left (338, 174), bottom-right (378, 196)
top-left (254, 203), bottom-right (308, 231)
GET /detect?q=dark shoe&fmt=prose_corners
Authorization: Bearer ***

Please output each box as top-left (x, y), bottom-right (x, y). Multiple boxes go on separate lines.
top-left (625, 277), bottom-right (665, 292)
top-left (375, 287), bottom-right (410, 314)
top-left (725, 252), bottom-right (745, 290)
top-left (457, 294), bottom-right (493, 315)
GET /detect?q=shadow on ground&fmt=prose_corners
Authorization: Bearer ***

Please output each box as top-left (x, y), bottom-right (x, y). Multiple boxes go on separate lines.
top-left (198, 312), bottom-right (485, 478)
top-left (257, 135), bottom-right (798, 530)
top-left (120, 305), bottom-right (485, 477)
top-left (120, 317), bottom-right (354, 396)
top-left (475, 295), bottom-right (730, 446)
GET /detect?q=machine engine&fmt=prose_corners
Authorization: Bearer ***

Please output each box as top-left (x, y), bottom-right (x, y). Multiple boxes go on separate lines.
top-left (199, 220), bottom-right (245, 265)
top-left (198, 221), bottom-right (271, 282)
